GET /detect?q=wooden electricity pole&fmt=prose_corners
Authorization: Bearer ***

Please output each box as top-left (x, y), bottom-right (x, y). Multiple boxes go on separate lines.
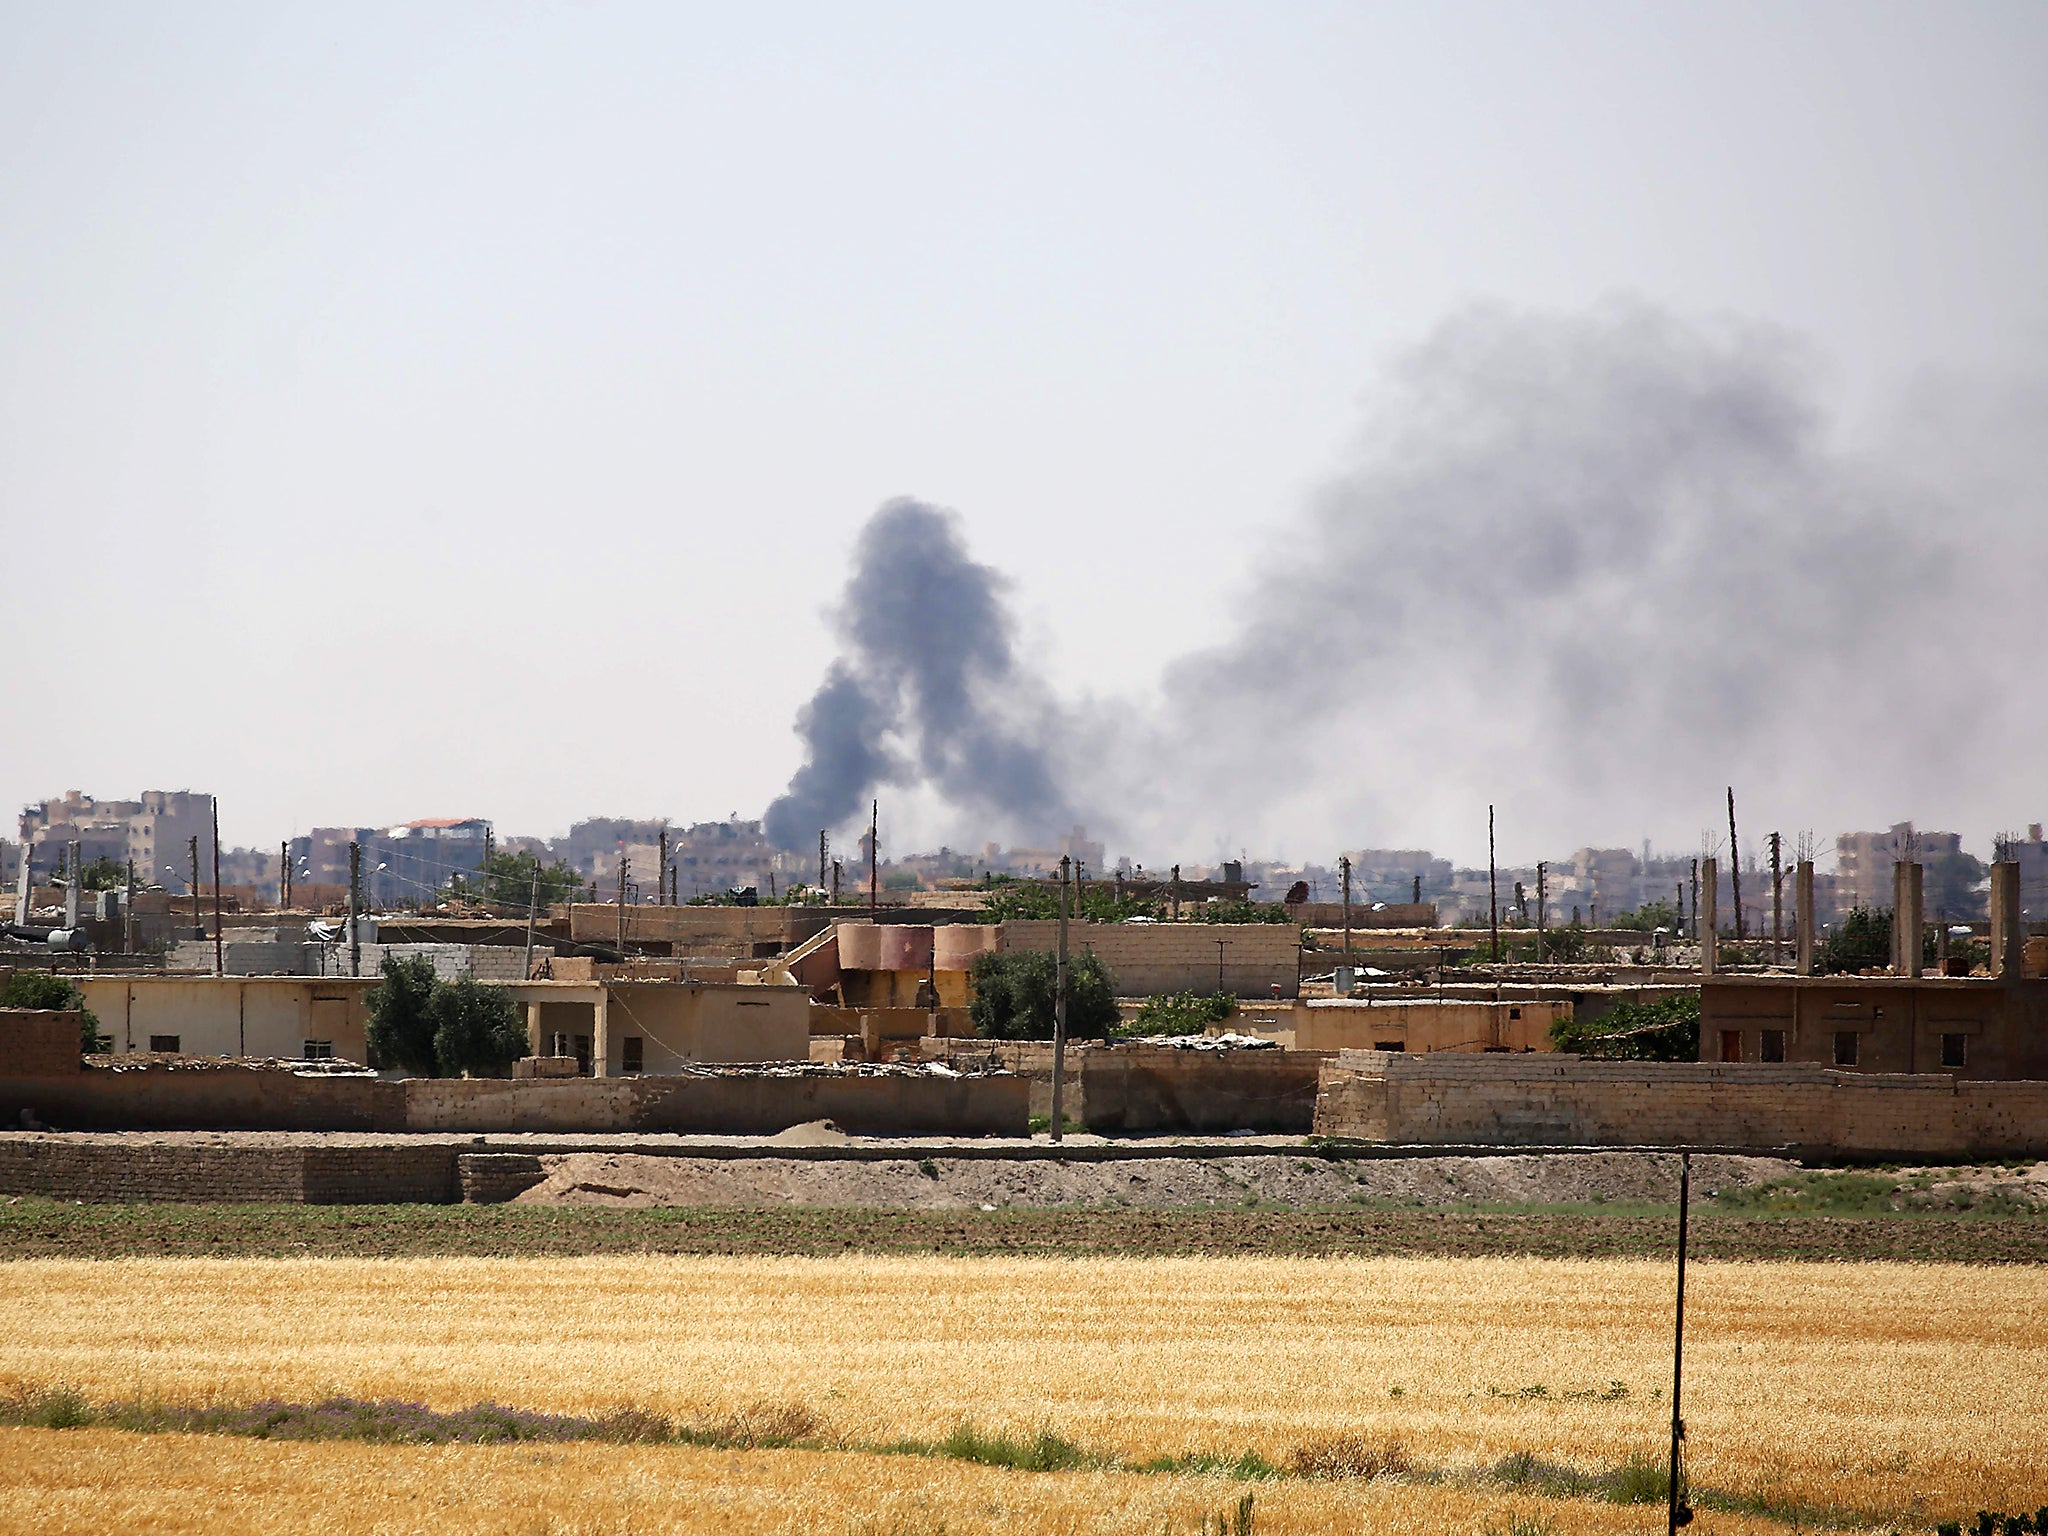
top-left (1769, 831), bottom-right (1784, 965)
top-left (1535, 861), bottom-right (1548, 963)
top-left (347, 840), bottom-right (362, 977)
top-left (1667, 1152), bottom-right (1694, 1534)
top-left (523, 864), bottom-right (541, 981)
top-left (818, 829), bottom-right (827, 893)
top-left (1688, 860), bottom-right (1699, 943)
top-left (657, 825), bottom-right (668, 905)
top-left (1487, 805), bottom-right (1500, 962)
top-left (211, 799), bottom-right (224, 976)
top-left (1339, 854), bottom-right (1353, 962)
top-left (616, 853), bottom-right (628, 957)
top-left (1726, 787), bottom-right (1744, 941)
top-left (124, 858), bottom-right (135, 954)
top-left (187, 835), bottom-right (201, 940)
top-left (868, 800), bottom-right (878, 916)
top-left (1050, 854), bottom-right (1071, 1144)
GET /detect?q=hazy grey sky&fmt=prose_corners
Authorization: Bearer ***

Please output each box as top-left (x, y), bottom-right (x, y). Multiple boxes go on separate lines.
top-left (4, 2), bottom-right (2044, 865)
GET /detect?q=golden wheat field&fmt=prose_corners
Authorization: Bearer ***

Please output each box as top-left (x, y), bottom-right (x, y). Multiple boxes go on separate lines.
top-left (1, 1254), bottom-right (2043, 1534)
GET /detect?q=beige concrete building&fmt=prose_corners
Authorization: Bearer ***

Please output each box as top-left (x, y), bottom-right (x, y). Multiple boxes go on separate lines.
top-left (511, 979), bottom-right (809, 1076)
top-left (1294, 998), bottom-right (1571, 1054)
top-left (73, 975), bottom-right (374, 1061)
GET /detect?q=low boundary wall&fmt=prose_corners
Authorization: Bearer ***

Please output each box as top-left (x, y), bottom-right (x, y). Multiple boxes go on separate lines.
top-left (989, 1043), bottom-right (1326, 1133)
top-left (404, 1073), bottom-right (1028, 1137)
top-left (1313, 1051), bottom-right (2048, 1157)
top-left (0, 1141), bottom-right (458, 1204)
top-left (2, 1065), bottom-right (405, 1132)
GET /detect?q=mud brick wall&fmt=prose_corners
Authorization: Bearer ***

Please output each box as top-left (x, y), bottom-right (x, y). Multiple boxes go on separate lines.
top-left (404, 1072), bottom-right (1031, 1136)
top-left (988, 1042), bottom-right (1328, 1132)
top-left (999, 923), bottom-right (1301, 999)
top-left (0, 1064), bottom-right (405, 1132)
top-left (0, 1142), bottom-right (460, 1203)
top-left (1311, 1051), bottom-right (2048, 1157)
top-left (0, 1011), bottom-right (82, 1078)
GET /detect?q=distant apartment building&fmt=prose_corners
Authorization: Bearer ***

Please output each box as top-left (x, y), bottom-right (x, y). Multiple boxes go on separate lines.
top-left (290, 818), bottom-right (492, 908)
top-left (2005, 824), bottom-right (2048, 919)
top-left (1341, 850), bottom-right (1455, 904)
top-left (18, 789), bottom-right (216, 890)
top-left (977, 827), bottom-right (1107, 879)
top-left (1834, 822), bottom-right (1985, 922)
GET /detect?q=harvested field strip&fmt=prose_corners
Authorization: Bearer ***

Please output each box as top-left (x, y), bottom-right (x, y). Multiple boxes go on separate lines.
top-left (0, 1427), bottom-right (1808, 1536)
top-left (0, 1388), bottom-right (1915, 1529)
top-left (2, 1255), bottom-right (2043, 1520)
top-left (4, 1197), bottom-right (2046, 1262)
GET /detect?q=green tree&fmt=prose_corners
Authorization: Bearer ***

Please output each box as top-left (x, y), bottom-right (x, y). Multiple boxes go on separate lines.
top-left (364, 954), bottom-right (440, 1075)
top-left (0, 971), bottom-right (103, 1052)
top-left (1549, 992), bottom-right (1700, 1060)
top-left (1609, 900), bottom-right (1681, 933)
top-left (78, 857), bottom-right (126, 892)
top-left (429, 976), bottom-right (528, 1077)
top-left (968, 949), bottom-right (1120, 1040)
top-left (1810, 906), bottom-right (1939, 976)
top-left (1123, 990), bottom-right (1237, 1037)
top-left (454, 850), bottom-right (586, 909)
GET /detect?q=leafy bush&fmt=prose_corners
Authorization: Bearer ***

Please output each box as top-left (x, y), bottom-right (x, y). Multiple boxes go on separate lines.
top-left (1197, 899), bottom-right (1293, 924)
top-left (365, 955), bottom-right (440, 1075)
top-left (1123, 990), bottom-right (1237, 1037)
top-left (0, 970), bottom-right (102, 1052)
top-left (967, 949), bottom-right (1119, 1040)
top-left (1609, 900), bottom-right (1681, 933)
top-left (974, 880), bottom-right (1164, 925)
top-left (429, 975), bottom-right (528, 1078)
top-left (367, 956), bottom-right (523, 1076)
top-left (1549, 991), bottom-right (1700, 1060)
top-left (1813, 905), bottom-right (1937, 976)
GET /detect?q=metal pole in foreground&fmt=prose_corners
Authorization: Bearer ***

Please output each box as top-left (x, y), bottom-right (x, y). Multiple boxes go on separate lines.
top-left (1049, 854), bottom-right (1071, 1144)
top-left (523, 865), bottom-right (540, 981)
top-left (1667, 1151), bottom-right (1694, 1533)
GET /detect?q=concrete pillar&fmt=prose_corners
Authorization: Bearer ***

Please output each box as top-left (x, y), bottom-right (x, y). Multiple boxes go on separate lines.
top-left (1893, 860), bottom-right (1924, 978)
top-left (1795, 860), bottom-right (1816, 976)
top-left (1990, 861), bottom-right (2022, 979)
top-left (593, 991), bottom-right (612, 1077)
top-left (524, 999), bottom-right (543, 1058)
top-left (1700, 857), bottom-right (1719, 976)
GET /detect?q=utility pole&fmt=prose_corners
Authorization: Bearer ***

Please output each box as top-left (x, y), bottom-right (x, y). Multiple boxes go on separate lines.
top-left (818, 829), bottom-right (827, 893)
top-left (123, 858), bottom-right (135, 954)
top-left (522, 864), bottom-right (540, 981)
top-left (1170, 864), bottom-right (1181, 921)
top-left (831, 859), bottom-right (842, 905)
top-left (280, 840), bottom-right (290, 910)
top-left (1535, 861), bottom-right (1548, 963)
top-left (1050, 854), bottom-right (1071, 1144)
top-left (1688, 860), bottom-right (1699, 944)
top-left (347, 840), bottom-right (362, 977)
top-left (657, 826), bottom-right (668, 906)
top-left (1487, 804), bottom-right (1500, 962)
top-left (211, 798), bottom-right (224, 976)
top-left (188, 836), bottom-right (202, 941)
top-left (1339, 854), bottom-right (1353, 962)
top-left (868, 799), bottom-right (878, 916)
top-left (1412, 873), bottom-right (1421, 906)
top-left (1726, 787), bottom-right (1744, 941)
top-left (1769, 832), bottom-right (1784, 965)
top-left (1667, 1152), bottom-right (1694, 1534)
top-left (616, 853), bottom-right (628, 958)
top-left (483, 827), bottom-right (494, 905)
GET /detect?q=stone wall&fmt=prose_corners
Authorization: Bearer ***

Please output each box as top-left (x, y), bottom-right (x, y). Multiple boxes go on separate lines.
top-left (1312, 1050), bottom-right (2048, 1157)
top-left (999, 922), bottom-right (1301, 999)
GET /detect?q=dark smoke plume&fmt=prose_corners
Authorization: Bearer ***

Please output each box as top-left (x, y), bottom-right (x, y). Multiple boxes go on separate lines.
top-left (769, 304), bottom-right (2045, 860)
top-left (763, 497), bottom-right (1072, 850)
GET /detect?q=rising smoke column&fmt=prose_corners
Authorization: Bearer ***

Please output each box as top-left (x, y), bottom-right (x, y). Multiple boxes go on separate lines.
top-left (763, 497), bottom-right (1073, 851)
top-left (1112, 300), bottom-right (2011, 854)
